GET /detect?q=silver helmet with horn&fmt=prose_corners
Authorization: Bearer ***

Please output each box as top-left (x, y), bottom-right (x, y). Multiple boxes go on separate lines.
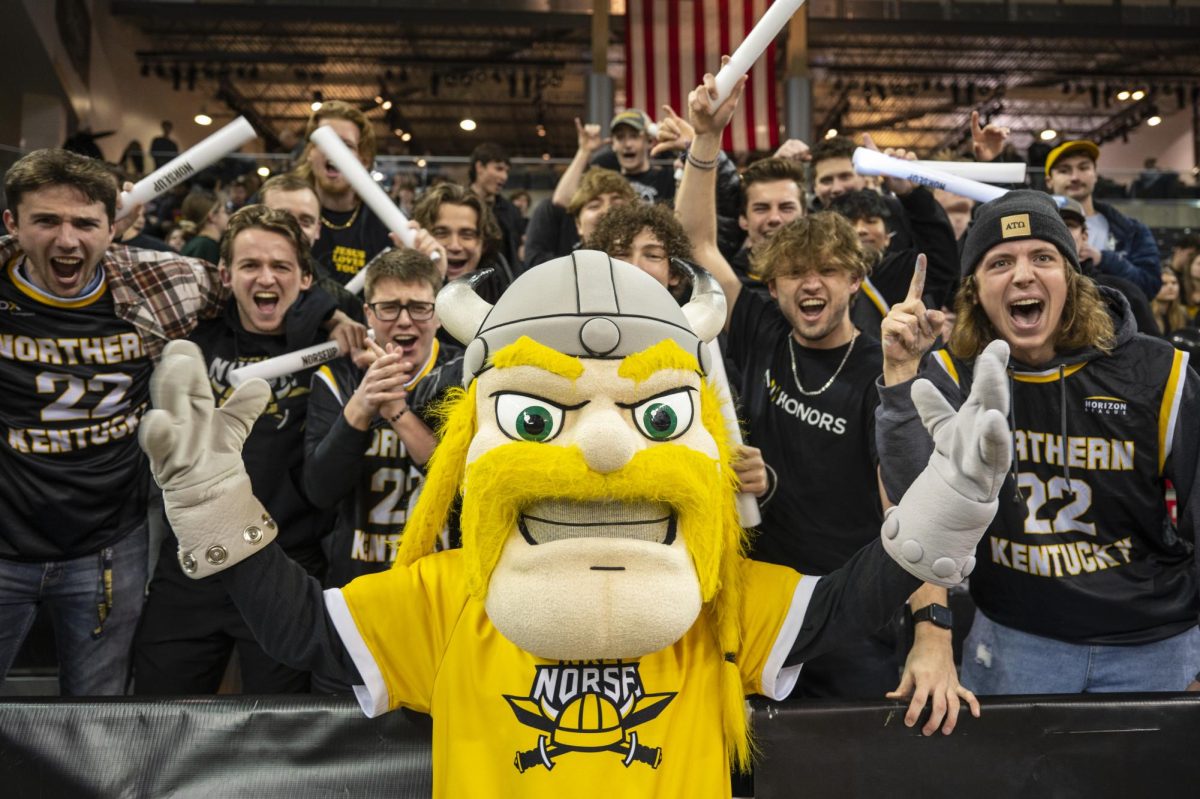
top-left (437, 249), bottom-right (726, 385)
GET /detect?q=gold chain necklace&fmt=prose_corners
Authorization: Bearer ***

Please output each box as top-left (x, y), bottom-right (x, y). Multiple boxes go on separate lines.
top-left (321, 202), bottom-right (362, 230)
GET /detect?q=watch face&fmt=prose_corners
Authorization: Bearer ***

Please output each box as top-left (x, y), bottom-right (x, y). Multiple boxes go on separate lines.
top-left (915, 604), bottom-right (953, 628)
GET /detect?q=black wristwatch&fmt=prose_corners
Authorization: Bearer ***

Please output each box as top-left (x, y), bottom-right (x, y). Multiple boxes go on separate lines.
top-left (911, 604), bottom-right (953, 630)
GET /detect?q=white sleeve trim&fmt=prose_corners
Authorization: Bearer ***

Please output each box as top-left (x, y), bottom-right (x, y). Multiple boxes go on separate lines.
top-left (324, 587), bottom-right (389, 718)
top-left (760, 574), bottom-right (820, 700)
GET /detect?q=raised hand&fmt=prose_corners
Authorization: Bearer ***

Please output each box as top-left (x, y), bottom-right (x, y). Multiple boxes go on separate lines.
top-left (862, 133), bottom-right (919, 197)
top-left (687, 55), bottom-right (747, 139)
top-left (881, 339), bottom-right (1012, 586)
top-left (139, 340), bottom-right (277, 578)
top-left (881, 255), bottom-right (945, 384)
top-left (650, 104), bottom-right (695, 157)
top-left (971, 110), bottom-right (1011, 163)
top-left (574, 116), bottom-right (607, 156)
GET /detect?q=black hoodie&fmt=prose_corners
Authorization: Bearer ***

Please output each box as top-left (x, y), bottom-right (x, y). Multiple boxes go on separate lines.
top-left (876, 288), bottom-right (1200, 645)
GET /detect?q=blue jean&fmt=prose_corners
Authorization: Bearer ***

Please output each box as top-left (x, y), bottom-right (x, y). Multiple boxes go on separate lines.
top-left (0, 526), bottom-right (147, 695)
top-left (962, 611), bottom-right (1200, 695)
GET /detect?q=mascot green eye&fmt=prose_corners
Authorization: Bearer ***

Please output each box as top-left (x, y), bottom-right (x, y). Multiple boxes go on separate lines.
top-left (495, 393), bottom-right (565, 443)
top-left (631, 389), bottom-right (694, 441)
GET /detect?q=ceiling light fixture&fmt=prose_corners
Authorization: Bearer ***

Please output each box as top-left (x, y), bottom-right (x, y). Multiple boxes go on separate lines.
top-left (1131, 89), bottom-right (1146, 101)
top-left (1039, 128), bottom-right (1057, 141)
top-left (401, 132), bottom-right (412, 142)
top-left (1147, 115), bottom-right (1162, 127)
top-left (460, 118), bottom-right (477, 131)
top-left (1117, 90), bottom-right (1131, 101)
top-left (824, 128), bottom-right (838, 139)
top-left (194, 111), bottom-right (213, 126)
top-left (257, 166), bottom-right (270, 178)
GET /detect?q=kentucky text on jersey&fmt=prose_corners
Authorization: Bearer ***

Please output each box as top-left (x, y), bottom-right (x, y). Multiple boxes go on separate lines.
top-left (989, 535), bottom-right (1133, 577)
top-left (764, 370), bottom-right (848, 434)
top-left (1013, 429), bottom-right (1134, 471)
top-left (7, 405), bottom-right (145, 454)
top-left (0, 331), bottom-right (145, 365)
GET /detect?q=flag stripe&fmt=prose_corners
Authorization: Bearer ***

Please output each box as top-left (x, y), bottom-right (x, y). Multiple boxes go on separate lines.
top-left (625, 0), bottom-right (778, 154)
top-left (667, 0), bottom-right (681, 115)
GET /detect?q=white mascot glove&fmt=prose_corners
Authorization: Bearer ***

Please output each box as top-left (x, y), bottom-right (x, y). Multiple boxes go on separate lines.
top-left (881, 339), bottom-right (1011, 586)
top-left (139, 340), bottom-right (276, 579)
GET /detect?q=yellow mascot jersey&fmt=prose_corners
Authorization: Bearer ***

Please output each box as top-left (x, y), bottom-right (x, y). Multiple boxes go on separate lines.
top-left (326, 549), bottom-right (814, 798)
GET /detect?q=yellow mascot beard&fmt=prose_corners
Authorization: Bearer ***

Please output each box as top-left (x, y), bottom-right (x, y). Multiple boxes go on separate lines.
top-left (465, 438), bottom-right (730, 661)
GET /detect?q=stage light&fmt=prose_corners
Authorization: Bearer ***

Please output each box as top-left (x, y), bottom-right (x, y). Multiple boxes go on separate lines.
top-left (1039, 128), bottom-right (1057, 141)
top-left (401, 132), bottom-right (412, 142)
top-left (1117, 90), bottom-right (1131, 101)
top-left (381, 100), bottom-right (393, 111)
top-left (416, 158), bottom-right (427, 168)
top-left (1147, 115), bottom-right (1162, 127)
top-left (460, 118), bottom-right (477, 131)
top-left (257, 166), bottom-right (270, 178)
top-left (194, 112), bottom-right (213, 126)
top-left (1131, 89), bottom-right (1145, 101)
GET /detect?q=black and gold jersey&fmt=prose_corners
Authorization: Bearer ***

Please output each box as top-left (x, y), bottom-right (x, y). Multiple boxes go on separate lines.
top-left (925, 333), bottom-right (1198, 645)
top-left (0, 259), bottom-right (154, 559)
top-left (305, 342), bottom-right (459, 587)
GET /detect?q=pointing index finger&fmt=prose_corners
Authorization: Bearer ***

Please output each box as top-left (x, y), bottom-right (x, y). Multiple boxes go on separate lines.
top-left (906, 253), bottom-right (928, 303)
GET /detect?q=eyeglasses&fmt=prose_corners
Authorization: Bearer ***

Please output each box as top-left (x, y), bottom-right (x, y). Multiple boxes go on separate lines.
top-left (366, 300), bottom-right (436, 322)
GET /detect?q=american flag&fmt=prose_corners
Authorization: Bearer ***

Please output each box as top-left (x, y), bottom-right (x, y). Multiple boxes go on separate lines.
top-left (624, 0), bottom-right (781, 154)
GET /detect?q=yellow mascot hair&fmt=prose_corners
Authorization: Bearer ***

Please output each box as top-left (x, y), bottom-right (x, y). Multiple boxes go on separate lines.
top-left (395, 382), bottom-right (477, 566)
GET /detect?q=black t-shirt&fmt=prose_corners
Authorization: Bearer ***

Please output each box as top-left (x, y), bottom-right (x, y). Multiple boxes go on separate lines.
top-left (0, 260), bottom-right (154, 560)
top-left (623, 166), bottom-right (677, 206)
top-left (311, 203), bottom-right (393, 286)
top-left (728, 290), bottom-right (884, 575)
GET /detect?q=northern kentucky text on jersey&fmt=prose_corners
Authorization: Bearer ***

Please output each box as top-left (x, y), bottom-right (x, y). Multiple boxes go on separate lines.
top-left (0, 331), bottom-right (146, 366)
top-left (1013, 429), bottom-right (1134, 471)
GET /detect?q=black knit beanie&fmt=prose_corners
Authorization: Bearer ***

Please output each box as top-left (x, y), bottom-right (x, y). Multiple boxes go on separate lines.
top-left (960, 190), bottom-right (1080, 277)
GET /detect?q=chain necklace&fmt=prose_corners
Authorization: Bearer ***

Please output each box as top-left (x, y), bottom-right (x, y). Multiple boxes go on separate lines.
top-left (787, 330), bottom-right (858, 397)
top-left (321, 201), bottom-right (362, 230)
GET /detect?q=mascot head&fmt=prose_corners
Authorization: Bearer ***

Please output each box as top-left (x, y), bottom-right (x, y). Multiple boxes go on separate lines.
top-left (397, 250), bottom-right (753, 767)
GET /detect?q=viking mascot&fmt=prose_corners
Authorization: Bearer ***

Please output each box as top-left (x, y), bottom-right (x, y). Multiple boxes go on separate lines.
top-left (141, 250), bottom-right (1011, 798)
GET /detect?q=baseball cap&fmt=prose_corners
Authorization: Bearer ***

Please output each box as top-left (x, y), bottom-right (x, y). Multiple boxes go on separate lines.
top-left (1044, 140), bottom-right (1100, 178)
top-left (1057, 196), bottom-right (1087, 225)
top-left (960, 190), bottom-right (1080, 276)
top-left (610, 109), bottom-right (648, 134)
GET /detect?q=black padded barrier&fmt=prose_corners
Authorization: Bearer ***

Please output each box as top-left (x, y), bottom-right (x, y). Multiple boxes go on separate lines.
top-left (751, 693), bottom-right (1200, 798)
top-left (2, 693), bottom-right (1199, 797)
top-left (0, 695), bottom-right (432, 798)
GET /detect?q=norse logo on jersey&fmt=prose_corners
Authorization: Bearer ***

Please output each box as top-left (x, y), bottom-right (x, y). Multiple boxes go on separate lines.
top-left (504, 661), bottom-right (676, 773)
top-left (1083, 395), bottom-right (1128, 416)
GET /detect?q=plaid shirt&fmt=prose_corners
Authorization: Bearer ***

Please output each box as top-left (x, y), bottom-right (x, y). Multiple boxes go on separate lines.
top-left (0, 236), bottom-right (228, 361)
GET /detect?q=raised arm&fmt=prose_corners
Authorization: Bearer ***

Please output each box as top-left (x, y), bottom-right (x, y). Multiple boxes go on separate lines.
top-left (675, 60), bottom-right (746, 331)
top-left (552, 118), bottom-right (608, 208)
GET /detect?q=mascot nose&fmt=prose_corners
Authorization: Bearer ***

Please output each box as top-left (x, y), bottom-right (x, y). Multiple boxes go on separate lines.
top-left (575, 409), bottom-right (638, 474)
